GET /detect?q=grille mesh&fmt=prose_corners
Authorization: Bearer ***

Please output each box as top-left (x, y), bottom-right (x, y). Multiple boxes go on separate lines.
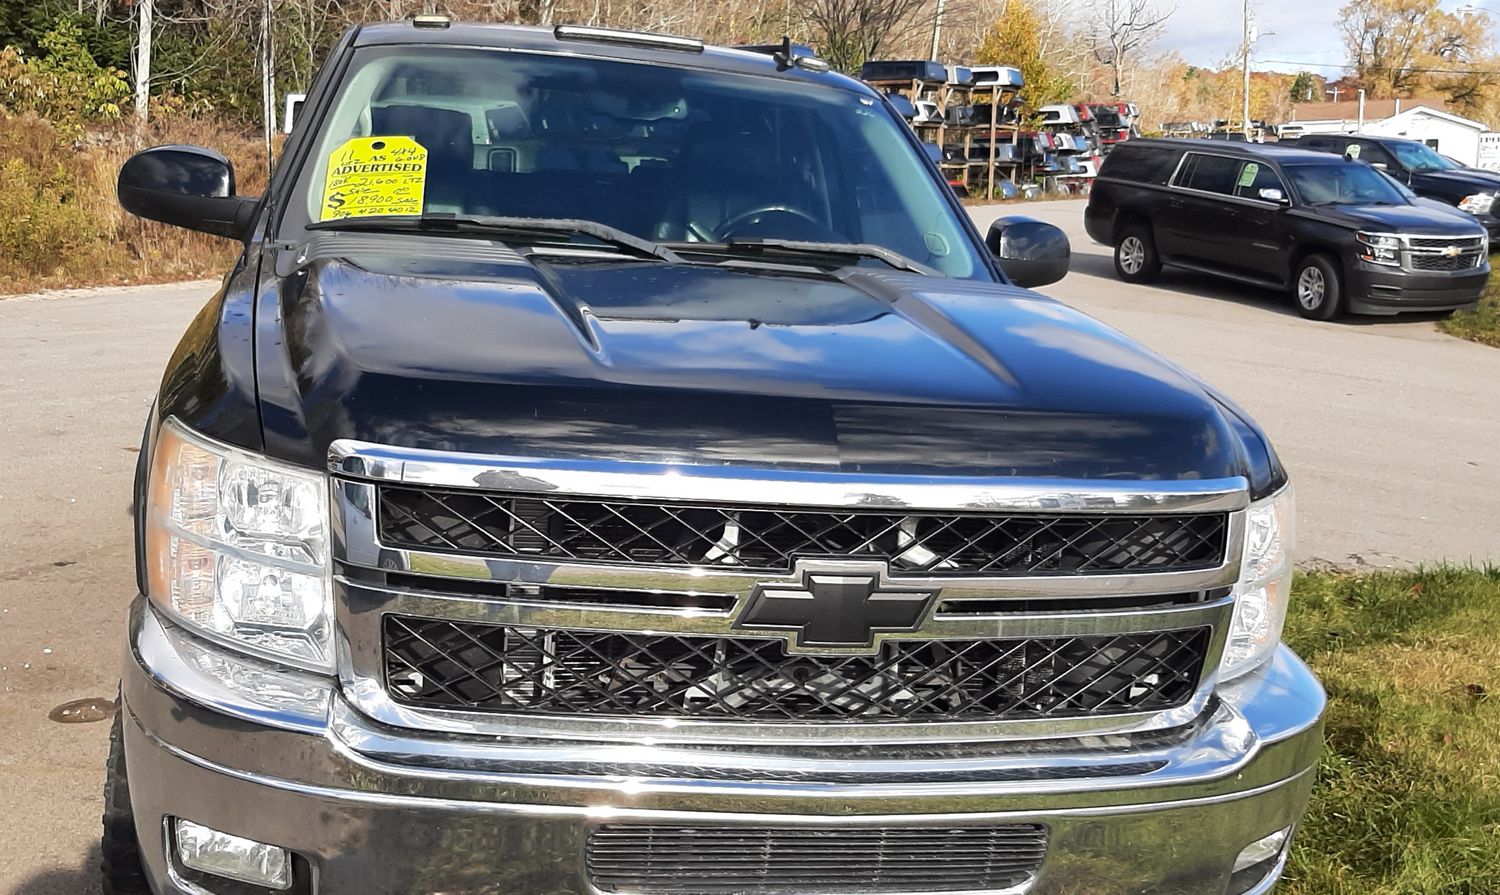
top-left (586, 823), bottom-right (1048, 894)
top-left (384, 615), bottom-right (1209, 723)
top-left (1409, 252), bottom-right (1483, 271)
top-left (377, 486), bottom-right (1228, 576)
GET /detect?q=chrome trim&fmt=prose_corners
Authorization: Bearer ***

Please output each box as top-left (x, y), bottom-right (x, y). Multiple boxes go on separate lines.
top-left (325, 444), bottom-right (1251, 744)
top-left (328, 440), bottom-right (1251, 514)
top-left (1356, 230), bottom-right (1487, 272)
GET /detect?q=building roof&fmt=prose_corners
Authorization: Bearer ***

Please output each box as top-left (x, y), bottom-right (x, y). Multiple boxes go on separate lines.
top-left (1289, 96), bottom-right (1450, 122)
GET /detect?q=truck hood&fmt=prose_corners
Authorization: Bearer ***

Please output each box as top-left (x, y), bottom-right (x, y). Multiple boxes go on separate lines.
top-left (253, 234), bottom-right (1271, 487)
top-left (1411, 167), bottom-right (1500, 195)
top-left (1304, 200), bottom-right (1487, 235)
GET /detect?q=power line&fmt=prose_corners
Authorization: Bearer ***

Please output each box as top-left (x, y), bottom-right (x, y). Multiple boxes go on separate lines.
top-left (1258, 58), bottom-right (1500, 75)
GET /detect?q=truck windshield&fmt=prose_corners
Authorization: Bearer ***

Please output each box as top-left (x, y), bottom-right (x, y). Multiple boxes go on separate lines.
top-left (284, 46), bottom-right (988, 280)
top-left (1283, 163), bottom-right (1409, 206)
top-left (1389, 141), bottom-right (1460, 173)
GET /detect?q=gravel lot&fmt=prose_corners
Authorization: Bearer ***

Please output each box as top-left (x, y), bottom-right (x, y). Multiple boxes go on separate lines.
top-left (1, 199), bottom-right (1497, 893)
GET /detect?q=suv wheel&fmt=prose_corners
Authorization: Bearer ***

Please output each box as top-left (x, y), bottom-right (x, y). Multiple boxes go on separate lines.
top-left (101, 702), bottom-right (151, 895)
top-left (1114, 224), bottom-right (1161, 283)
top-left (1293, 254), bottom-right (1343, 320)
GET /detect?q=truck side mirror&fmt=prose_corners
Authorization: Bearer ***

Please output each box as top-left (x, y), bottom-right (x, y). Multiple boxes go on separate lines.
top-left (987, 216), bottom-right (1070, 288)
top-left (118, 145), bottom-right (258, 240)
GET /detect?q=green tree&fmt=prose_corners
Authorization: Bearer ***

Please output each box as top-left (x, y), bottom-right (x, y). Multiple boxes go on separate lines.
top-left (973, 0), bottom-right (1077, 108)
top-left (0, 18), bottom-right (129, 131)
top-left (1289, 71), bottom-right (1316, 102)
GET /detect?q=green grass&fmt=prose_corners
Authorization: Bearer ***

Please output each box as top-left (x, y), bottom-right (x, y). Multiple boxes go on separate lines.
top-left (1279, 566), bottom-right (1500, 895)
top-left (1437, 257), bottom-right (1500, 348)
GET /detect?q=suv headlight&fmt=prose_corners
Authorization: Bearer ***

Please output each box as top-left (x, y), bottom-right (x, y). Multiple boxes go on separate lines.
top-left (1355, 231), bottom-right (1402, 266)
top-left (1458, 192), bottom-right (1495, 215)
top-left (144, 418), bottom-right (333, 671)
top-left (1221, 484), bottom-right (1295, 680)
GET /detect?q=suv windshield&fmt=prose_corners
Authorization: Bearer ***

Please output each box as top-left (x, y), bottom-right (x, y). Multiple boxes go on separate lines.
top-left (1283, 162), bottom-right (1410, 206)
top-left (284, 47), bottom-right (987, 279)
top-left (1389, 141), bottom-right (1460, 173)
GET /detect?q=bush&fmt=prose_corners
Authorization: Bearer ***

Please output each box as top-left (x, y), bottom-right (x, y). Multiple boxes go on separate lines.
top-left (0, 19), bottom-right (129, 133)
top-left (0, 111), bottom-right (269, 293)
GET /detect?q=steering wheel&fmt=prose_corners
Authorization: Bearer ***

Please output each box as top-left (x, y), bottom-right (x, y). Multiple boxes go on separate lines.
top-left (708, 205), bottom-right (832, 242)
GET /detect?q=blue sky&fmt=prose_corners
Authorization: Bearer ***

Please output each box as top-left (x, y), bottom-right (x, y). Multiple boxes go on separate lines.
top-left (1156, 0), bottom-right (1500, 75)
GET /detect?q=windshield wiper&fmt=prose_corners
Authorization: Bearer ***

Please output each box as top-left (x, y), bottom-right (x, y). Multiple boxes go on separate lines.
top-left (306, 214), bottom-right (683, 263)
top-left (671, 238), bottom-right (939, 276)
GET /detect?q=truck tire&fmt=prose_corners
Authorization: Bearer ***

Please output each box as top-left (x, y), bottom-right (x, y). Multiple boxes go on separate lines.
top-left (1292, 253), bottom-right (1343, 320)
top-left (1114, 223), bottom-right (1162, 283)
top-left (102, 702), bottom-right (151, 895)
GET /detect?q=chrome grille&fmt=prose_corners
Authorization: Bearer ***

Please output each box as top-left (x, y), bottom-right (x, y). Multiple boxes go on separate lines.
top-left (1401, 234), bottom-right (1487, 272)
top-left (1409, 252), bottom-right (1484, 271)
top-left (377, 486), bottom-right (1229, 576)
top-left (383, 615), bottom-right (1210, 722)
top-left (586, 823), bottom-right (1048, 894)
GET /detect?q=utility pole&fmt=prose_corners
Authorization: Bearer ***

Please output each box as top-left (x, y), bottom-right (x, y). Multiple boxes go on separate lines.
top-left (1241, 0), bottom-right (1252, 138)
top-left (132, 0), bottom-right (152, 140)
top-left (929, 0), bottom-right (946, 60)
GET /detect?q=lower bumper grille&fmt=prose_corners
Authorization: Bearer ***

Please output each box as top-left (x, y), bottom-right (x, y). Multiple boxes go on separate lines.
top-left (586, 823), bottom-right (1048, 894)
top-left (383, 615), bottom-right (1209, 723)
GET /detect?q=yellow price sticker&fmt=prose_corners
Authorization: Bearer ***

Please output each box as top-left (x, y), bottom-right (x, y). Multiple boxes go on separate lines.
top-left (320, 136), bottom-right (428, 220)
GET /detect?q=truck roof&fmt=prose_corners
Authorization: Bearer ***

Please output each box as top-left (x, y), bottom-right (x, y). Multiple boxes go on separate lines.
top-left (350, 20), bottom-right (868, 93)
top-left (1121, 138), bottom-right (1346, 165)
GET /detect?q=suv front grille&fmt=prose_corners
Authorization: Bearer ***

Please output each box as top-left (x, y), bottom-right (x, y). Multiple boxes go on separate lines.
top-left (1402, 235), bottom-right (1486, 272)
top-left (1409, 252), bottom-right (1484, 271)
top-left (383, 615), bottom-right (1210, 723)
top-left (377, 486), bottom-right (1229, 576)
top-left (586, 823), bottom-right (1048, 894)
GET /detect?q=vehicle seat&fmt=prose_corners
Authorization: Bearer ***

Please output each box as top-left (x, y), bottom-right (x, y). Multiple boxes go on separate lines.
top-left (371, 104), bottom-right (474, 213)
top-left (654, 122), bottom-right (782, 242)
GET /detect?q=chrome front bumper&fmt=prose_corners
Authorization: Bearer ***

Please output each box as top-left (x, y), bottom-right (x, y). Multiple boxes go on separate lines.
top-left (123, 598), bottom-right (1324, 895)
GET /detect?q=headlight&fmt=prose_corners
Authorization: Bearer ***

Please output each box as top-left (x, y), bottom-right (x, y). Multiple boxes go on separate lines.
top-left (1458, 192), bottom-right (1495, 214)
top-left (145, 418), bottom-right (332, 671)
top-left (1355, 231), bottom-right (1402, 266)
top-left (1221, 484), bottom-right (1295, 680)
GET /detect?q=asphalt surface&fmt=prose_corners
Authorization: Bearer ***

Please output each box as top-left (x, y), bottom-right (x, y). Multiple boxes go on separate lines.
top-left (2, 200), bottom-right (1498, 894)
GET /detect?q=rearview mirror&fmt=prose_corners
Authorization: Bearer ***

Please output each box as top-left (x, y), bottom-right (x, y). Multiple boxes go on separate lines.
top-left (117, 145), bottom-right (258, 240)
top-left (1258, 188), bottom-right (1288, 204)
top-left (987, 216), bottom-right (1070, 288)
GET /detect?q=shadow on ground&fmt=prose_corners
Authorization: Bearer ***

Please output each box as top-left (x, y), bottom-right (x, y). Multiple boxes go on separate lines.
top-left (8, 844), bottom-right (100, 895)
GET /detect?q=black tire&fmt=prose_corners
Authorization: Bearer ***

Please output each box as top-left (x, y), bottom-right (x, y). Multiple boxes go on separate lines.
top-left (1114, 223), bottom-right (1162, 284)
top-left (102, 701), bottom-right (151, 895)
top-left (1292, 253), bottom-right (1343, 320)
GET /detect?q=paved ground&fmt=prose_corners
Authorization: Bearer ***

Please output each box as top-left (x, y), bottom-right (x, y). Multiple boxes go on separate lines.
top-left (2, 202), bottom-right (1498, 893)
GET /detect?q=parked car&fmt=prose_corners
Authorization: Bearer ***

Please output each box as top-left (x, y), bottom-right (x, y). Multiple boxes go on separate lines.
top-left (1294, 133), bottom-right (1500, 238)
top-left (1087, 139), bottom-right (1489, 318)
top-left (109, 20), bottom-right (1318, 895)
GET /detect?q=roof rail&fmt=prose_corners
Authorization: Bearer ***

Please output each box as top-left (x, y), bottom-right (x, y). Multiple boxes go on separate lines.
top-left (553, 25), bottom-right (704, 53)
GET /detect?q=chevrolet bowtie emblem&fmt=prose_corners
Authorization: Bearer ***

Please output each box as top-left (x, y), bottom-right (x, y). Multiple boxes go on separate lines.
top-left (734, 561), bottom-right (938, 654)
top-left (1441, 245), bottom-right (1463, 258)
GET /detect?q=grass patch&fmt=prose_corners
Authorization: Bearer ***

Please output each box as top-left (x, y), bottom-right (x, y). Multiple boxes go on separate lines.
top-left (1280, 566), bottom-right (1500, 895)
top-left (1437, 257), bottom-right (1500, 348)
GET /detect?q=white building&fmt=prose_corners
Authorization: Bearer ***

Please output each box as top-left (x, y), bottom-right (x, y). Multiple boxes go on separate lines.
top-left (1279, 98), bottom-right (1488, 166)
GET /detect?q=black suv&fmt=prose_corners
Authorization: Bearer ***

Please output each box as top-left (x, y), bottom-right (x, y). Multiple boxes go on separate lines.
top-left (1295, 133), bottom-right (1500, 238)
top-left (1086, 139), bottom-right (1489, 318)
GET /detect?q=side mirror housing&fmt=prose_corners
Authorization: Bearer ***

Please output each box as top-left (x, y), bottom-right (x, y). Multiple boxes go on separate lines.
top-left (987, 216), bottom-right (1070, 288)
top-left (1258, 187), bottom-right (1289, 204)
top-left (117, 145), bottom-right (258, 240)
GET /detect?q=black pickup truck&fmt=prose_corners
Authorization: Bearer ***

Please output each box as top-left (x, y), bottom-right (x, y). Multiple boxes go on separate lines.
top-left (105, 20), bottom-right (1320, 895)
top-left (1294, 133), bottom-right (1500, 238)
